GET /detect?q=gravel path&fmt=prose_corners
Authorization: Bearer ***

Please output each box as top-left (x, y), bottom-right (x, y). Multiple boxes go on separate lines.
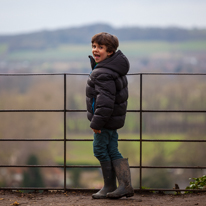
top-left (0, 190), bottom-right (206, 206)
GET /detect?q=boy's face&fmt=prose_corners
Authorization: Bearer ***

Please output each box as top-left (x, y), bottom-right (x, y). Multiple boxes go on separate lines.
top-left (92, 42), bottom-right (113, 63)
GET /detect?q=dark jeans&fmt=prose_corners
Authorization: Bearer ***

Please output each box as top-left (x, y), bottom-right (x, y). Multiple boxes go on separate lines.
top-left (93, 128), bottom-right (123, 162)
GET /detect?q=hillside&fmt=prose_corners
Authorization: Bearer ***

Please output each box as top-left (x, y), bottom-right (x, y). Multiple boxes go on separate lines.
top-left (0, 23), bottom-right (206, 51)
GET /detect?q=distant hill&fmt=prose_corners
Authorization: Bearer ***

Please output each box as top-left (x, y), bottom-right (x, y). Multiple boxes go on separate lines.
top-left (0, 23), bottom-right (206, 51)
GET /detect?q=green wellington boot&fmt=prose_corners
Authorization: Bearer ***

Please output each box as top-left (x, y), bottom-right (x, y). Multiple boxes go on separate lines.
top-left (92, 161), bottom-right (117, 199)
top-left (106, 158), bottom-right (134, 199)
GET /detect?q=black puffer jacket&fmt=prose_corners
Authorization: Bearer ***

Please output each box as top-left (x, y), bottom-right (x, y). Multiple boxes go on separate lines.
top-left (86, 50), bottom-right (129, 130)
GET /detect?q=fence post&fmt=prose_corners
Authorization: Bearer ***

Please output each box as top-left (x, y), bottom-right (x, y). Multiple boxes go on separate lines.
top-left (140, 74), bottom-right (143, 190)
top-left (64, 74), bottom-right (67, 192)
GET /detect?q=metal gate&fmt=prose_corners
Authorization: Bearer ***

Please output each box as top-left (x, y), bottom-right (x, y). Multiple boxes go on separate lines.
top-left (0, 72), bottom-right (206, 193)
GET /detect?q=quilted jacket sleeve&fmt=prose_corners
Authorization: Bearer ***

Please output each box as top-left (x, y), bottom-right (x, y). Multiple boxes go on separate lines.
top-left (90, 73), bottom-right (116, 130)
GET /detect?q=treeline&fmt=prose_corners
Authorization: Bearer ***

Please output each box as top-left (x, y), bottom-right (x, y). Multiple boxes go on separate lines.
top-left (0, 23), bottom-right (206, 51)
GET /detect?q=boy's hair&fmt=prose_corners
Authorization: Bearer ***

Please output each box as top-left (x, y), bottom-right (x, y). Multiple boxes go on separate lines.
top-left (91, 32), bottom-right (119, 53)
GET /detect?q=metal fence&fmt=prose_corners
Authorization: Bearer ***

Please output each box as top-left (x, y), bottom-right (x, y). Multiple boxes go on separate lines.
top-left (0, 72), bottom-right (206, 193)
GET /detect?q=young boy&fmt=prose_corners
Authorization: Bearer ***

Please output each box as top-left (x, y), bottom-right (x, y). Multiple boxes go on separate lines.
top-left (86, 32), bottom-right (134, 199)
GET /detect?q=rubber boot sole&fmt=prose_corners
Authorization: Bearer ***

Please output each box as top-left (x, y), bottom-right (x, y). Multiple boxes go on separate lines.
top-left (107, 192), bottom-right (134, 199)
top-left (92, 194), bottom-right (107, 199)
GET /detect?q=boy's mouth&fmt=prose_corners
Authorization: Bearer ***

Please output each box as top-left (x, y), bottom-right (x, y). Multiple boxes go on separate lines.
top-left (94, 54), bottom-right (100, 58)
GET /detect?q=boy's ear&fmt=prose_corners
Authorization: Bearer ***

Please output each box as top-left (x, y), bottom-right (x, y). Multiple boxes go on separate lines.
top-left (107, 51), bottom-right (113, 56)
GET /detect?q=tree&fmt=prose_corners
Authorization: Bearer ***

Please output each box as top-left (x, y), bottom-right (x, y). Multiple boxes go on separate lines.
top-left (22, 155), bottom-right (44, 190)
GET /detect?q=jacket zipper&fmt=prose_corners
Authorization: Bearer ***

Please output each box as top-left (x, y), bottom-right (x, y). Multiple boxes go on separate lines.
top-left (92, 98), bottom-right (95, 114)
top-left (90, 63), bottom-right (97, 114)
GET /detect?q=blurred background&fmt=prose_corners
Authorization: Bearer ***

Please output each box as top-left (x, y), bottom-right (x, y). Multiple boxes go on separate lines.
top-left (0, 0), bottom-right (206, 191)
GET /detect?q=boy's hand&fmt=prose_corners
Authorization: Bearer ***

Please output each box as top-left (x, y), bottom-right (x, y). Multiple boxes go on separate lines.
top-left (92, 128), bottom-right (101, 134)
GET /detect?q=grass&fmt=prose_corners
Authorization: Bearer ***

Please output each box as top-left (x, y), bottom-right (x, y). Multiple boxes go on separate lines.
top-left (120, 40), bottom-right (206, 57)
top-left (3, 40), bottom-right (206, 61)
top-left (52, 133), bottom-right (184, 165)
top-left (0, 44), bottom-right (8, 54)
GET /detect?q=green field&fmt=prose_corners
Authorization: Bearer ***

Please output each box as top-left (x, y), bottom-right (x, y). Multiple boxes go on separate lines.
top-left (3, 40), bottom-right (206, 61)
top-left (120, 40), bottom-right (206, 57)
top-left (52, 133), bottom-right (184, 166)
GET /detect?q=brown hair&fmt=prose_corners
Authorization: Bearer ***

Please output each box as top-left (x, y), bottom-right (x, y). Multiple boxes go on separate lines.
top-left (91, 32), bottom-right (119, 54)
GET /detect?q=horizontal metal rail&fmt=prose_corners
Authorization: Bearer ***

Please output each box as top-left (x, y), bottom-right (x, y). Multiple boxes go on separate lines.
top-left (1, 109), bottom-right (206, 112)
top-left (1, 139), bottom-right (206, 142)
top-left (1, 72), bottom-right (206, 76)
top-left (0, 72), bottom-right (206, 193)
top-left (0, 165), bottom-right (206, 169)
top-left (0, 187), bottom-right (205, 193)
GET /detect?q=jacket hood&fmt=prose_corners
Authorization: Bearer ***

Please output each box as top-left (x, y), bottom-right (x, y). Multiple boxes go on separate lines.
top-left (88, 50), bottom-right (129, 76)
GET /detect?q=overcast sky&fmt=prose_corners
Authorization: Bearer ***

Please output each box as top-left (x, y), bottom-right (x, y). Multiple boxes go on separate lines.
top-left (0, 0), bottom-right (206, 35)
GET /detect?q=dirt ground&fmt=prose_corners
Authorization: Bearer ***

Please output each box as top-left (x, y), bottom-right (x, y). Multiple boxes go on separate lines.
top-left (0, 190), bottom-right (206, 206)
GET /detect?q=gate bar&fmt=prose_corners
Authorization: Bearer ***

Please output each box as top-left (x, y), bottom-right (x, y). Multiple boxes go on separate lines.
top-left (64, 74), bottom-right (67, 192)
